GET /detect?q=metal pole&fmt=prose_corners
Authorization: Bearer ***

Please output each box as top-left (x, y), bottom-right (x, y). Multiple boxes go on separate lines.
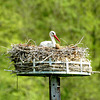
top-left (49, 76), bottom-right (61, 100)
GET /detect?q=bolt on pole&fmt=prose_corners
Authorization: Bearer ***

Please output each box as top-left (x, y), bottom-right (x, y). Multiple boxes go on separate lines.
top-left (49, 76), bottom-right (61, 100)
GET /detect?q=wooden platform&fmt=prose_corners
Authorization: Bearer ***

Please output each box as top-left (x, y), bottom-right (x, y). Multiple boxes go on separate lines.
top-left (6, 58), bottom-right (92, 77)
top-left (17, 71), bottom-right (91, 77)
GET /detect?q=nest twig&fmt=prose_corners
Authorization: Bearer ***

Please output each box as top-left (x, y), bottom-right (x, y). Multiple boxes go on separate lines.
top-left (7, 43), bottom-right (91, 72)
top-left (8, 44), bottom-right (89, 62)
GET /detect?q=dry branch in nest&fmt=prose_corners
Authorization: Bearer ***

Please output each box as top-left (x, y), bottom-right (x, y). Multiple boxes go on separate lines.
top-left (7, 43), bottom-right (91, 72)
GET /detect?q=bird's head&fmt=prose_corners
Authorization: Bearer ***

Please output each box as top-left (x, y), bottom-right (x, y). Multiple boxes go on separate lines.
top-left (49, 31), bottom-right (60, 42)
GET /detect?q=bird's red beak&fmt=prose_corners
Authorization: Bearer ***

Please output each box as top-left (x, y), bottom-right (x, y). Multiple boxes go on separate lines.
top-left (54, 35), bottom-right (60, 42)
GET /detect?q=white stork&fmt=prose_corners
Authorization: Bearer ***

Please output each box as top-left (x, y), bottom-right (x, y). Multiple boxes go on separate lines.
top-left (40, 31), bottom-right (60, 47)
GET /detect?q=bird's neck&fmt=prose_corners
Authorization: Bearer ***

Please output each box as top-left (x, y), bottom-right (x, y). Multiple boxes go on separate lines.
top-left (50, 35), bottom-right (56, 47)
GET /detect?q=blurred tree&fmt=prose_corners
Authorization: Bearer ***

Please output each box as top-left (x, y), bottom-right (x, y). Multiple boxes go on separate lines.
top-left (0, 0), bottom-right (100, 100)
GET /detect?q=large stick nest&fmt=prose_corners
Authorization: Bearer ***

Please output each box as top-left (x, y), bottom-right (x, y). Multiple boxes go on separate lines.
top-left (8, 44), bottom-right (89, 63)
top-left (7, 43), bottom-right (91, 72)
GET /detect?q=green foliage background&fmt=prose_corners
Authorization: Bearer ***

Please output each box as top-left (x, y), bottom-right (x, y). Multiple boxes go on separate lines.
top-left (0, 0), bottom-right (100, 100)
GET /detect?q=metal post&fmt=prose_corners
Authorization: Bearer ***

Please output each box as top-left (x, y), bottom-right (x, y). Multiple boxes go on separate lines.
top-left (49, 76), bottom-right (61, 100)
top-left (33, 59), bottom-right (35, 72)
top-left (66, 58), bottom-right (69, 73)
top-left (80, 59), bottom-right (82, 73)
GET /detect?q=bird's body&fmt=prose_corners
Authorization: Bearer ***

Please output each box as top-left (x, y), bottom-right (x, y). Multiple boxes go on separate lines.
top-left (40, 41), bottom-right (54, 47)
top-left (40, 31), bottom-right (60, 47)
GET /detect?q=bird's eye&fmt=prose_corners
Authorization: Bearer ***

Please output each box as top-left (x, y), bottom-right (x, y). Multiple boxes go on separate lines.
top-left (52, 32), bottom-right (54, 35)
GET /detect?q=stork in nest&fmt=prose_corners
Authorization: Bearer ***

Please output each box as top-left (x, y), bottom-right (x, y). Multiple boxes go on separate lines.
top-left (40, 31), bottom-right (60, 49)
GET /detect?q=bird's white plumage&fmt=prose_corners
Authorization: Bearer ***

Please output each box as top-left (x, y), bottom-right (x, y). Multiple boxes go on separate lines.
top-left (40, 41), bottom-right (53, 47)
top-left (39, 31), bottom-right (60, 47)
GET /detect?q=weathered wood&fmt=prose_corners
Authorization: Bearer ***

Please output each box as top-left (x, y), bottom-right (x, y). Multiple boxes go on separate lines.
top-left (8, 44), bottom-right (89, 63)
top-left (14, 62), bottom-right (92, 72)
top-left (7, 44), bottom-right (92, 73)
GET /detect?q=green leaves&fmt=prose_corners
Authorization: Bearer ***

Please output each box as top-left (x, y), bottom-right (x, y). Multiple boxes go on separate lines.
top-left (0, 0), bottom-right (100, 100)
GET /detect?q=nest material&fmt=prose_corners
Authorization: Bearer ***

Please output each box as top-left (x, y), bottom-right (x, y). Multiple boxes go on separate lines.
top-left (8, 44), bottom-right (89, 62)
top-left (7, 44), bottom-right (91, 72)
